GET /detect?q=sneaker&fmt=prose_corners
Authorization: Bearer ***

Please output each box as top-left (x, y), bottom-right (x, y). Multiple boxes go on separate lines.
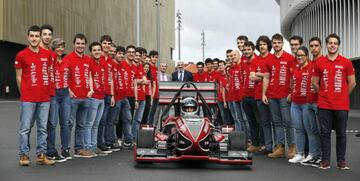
top-left (300, 155), bottom-right (314, 166)
top-left (36, 153), bottom-right (55, 165)
top-left (123, 141), bottom-right (132, 149)
top-left (74, 149), bottom-right (94, 158)
top-left (337, 160), bottom-right (350, 170)
top-left (61, 149), bottom-right (72, 160)
top-left (117, 139), bottom-right (122, 146)
top-left (98, 145), bottom-right (113, 154)
top-left (19, 155), bottom-right (30, 166)
top-left (48, 152), bottom-right (66, 163)
top-left (109, 143), bottom-right (121, 152)
top-left (311, 159), bottom-right (322, 168)
top-left (94, 148), bottom-right (109, 157)
top-left (319, 160), bottom-right (331, 170)
top-left (288, 154), bottom-right (304, 163)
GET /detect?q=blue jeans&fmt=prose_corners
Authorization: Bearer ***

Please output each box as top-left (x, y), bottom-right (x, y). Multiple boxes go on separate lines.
top-left (97, 95), bottom-right (112, 147)
top-left (85, 98), bottom-right (104, 150)
top-left (105, 98), bottom-right (132, 145)
top-left (229, 101), bottom-right (247, 134)
top-left (19, 102), bottom-right (50, 155)
top-left (268, 98), bottom-right (295, 146)
top-left (318, 109), bottom-right (348, 162)
top-left (306, 103), bottom-right (321, 158)
top-left (47, 96), bottom-right (57, 154)
top-left (291, 103), bottom-right (312, 154)
top-left (69, 98), bottom-right (90, 151)
top-left (256, 100), bottom-right (273, 151)
top-left (243, 97), bottom-right (264, 146)
top-left (218, 102), bottom-right (232, 125)
top-left (47, 88), bottom-right (71, 153)
top-left (132, 100), bottom-right (146, 141)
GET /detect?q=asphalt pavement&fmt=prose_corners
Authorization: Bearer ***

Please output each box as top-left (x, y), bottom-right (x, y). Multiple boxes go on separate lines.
top-left (0, 101), bottom-right (359, 181)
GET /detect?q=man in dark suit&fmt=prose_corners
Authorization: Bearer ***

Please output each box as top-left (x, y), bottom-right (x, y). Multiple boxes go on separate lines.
top-left (172, 61), bottom-right (193, 82)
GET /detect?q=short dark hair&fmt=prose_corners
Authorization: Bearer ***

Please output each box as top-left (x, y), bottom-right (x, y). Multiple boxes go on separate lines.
top-left (141, 47), bottom-right (147, 55)
top-left (205, 58), bottom-right (213, 64)
top-left (89, 42), bottom-right (102, 51)
top-left (309, 36), bottom-right (322, 45)
top-left (237, 35), bottom-right (248, 42)
top-left (28, 25), bottom-right (41, 35)
top-left (40, 24), bottom-right (54, 34)
top-left (100, 35), bottom-right (112, 43)
top-left (218, 60), bottom-right (225, 65)
top-left (271, 33), bottom-right (284, 42)
top-left (126, 45), bottom-right (136, 51)
top-left (196, 62), bottom-right (204, 67)
top-left (296, 46), bottom-right (309, 56)
top-left (289, 35), bottom-right (303, 45)
top-left (135, 47), bottom-right (142, 53)
top-left (256, 35), bottom-right (272, 51)
top-left (226, 49), bottom-right (233, 54)
top-left (325, 33), bottom-right (341, 45)
top-left (149, 50), bottom-right (159, 57)
top-left (244, 41), bottom-right (255, 50)
top-left (73, 33), bottom-right (87, 44)
top-left (116, 46), bottom-right (125, 53)
top-left (213, 58), bottom-right (220, 63)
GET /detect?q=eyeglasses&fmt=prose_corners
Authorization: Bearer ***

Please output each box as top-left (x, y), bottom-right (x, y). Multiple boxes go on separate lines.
top-left (296, 54), bottom-right (306, 59)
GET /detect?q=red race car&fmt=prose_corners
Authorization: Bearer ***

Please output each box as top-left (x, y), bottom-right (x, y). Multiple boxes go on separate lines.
top-left (134, 82), bottom-right (252, 165)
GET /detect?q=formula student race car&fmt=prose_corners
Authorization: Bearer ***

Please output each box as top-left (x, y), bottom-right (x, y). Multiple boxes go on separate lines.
top-left (134, 82), bottom-right (252, 165)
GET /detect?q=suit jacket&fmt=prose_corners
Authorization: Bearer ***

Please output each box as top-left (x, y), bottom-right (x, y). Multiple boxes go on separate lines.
top-left (171, 70), bottom-right (193, 82)
top-left (157, 72), bottom-right (172, 82)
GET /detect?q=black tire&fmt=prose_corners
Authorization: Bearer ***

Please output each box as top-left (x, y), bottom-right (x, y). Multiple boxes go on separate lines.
top-left (228, 131), bottom-right (247, 150)
top-left (137, 129), bottom-right (155, 148)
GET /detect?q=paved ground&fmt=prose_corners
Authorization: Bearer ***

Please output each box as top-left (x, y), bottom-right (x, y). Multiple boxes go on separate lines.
top-left (0, 101), bottom-right (359, 181)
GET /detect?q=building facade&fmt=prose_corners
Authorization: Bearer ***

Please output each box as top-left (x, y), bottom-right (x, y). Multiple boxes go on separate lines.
top-left (277, 0), bottom-right (360, 108)
top-left (0, 0), bottom-right (175, 98)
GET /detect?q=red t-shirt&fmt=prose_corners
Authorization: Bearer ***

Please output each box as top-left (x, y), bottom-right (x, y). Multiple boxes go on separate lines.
top-left (250, 54), bottom-right (274, 100)
top-left (291, 63), bottom-right (311, 104)
top-left (313, 55), bottom-right (355, 111)
top-left (193, 72), bottom-right (209, 82)
top-left (206, 71), bottom-right (216, 82)
top-left (264, 51), bottom-right (295, 99)
top-left (64, 51), bottom-right (91, 99)
top-left (101, 56), bottom-right (114, 96)
top-left (112, 61), bottom-right (126, 100)
top-left (54, 60), bottom-right (70, 89)
top-left (145, 76), bottom-right (152, 96)
top-left (242, 56), bottom-right (256, 98)
top-left (135, 64), bottom-right (146, 101)
top-left (89, 58), bottom-right (106, 100)
top-left (120, 60), bottom-right (136, 97)
top-left (228, 62), bottom-right (243, 101)
top-left (215, 73), bottom-right (227, 102)
top-left (14, 47), bottom-right (52, 102)
top-left (45, 49), bottom-right (57, 97)
top-left (150, 64), bottom-right (159, 98)
top-left (307, 56), bottom-right (323, 103)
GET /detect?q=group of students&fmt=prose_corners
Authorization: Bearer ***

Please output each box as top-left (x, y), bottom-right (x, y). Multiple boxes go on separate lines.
top-left (16, 24), bottom-right (355, 171)
top-left (16, 24), bottom-right (161, 166)
top-left (190, 33), bottom-right (355, 170)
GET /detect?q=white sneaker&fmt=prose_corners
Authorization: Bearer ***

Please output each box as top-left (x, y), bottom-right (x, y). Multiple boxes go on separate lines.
top-left (288, 154), bottom-right (304, 163)
top-left (117, 139), bottom-right (122, 146)
top-left (300, 155), bottom-right (314, 163)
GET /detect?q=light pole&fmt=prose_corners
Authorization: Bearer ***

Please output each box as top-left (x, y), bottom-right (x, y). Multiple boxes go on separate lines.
top-left (155, 0), bottom-right (161, 67)
top-left (176, 9), bottom-right (182, 60)
top-left (201, 29), bottom-right (205, 62)
top-left (136, 0), bottom-right (141, 47)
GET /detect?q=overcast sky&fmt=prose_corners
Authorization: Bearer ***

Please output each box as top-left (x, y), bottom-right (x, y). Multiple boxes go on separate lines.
top-left (174, 0), bottom-right (290, 62)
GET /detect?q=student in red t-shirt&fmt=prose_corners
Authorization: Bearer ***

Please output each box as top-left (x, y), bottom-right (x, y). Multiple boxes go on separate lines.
top-left (97, 35), bottom-right (116, 153)
top-left (193, 62), bottom-right (209, 82)
top-left (131, 48), bottom-right (148, 141)
top-left (288, 46), bottom-right (313, 164)
top-left (262, 34), bottom-right (296, 159)
top-left (312, 34), bottom-right (356, 170)
top-left (15, 25), bottom-right (55, 166)
top-left (216, 60), bottom-right (232, 126)
top-left (205, 58), bottom-right (214, 81)
top-left (64, 33), bottom-right (93, 158)
top-left (147, 50), bottom-right (160, 126)
top-left (228, 50), bottom-right (247, 133)
top-left (242, 41), bottom-right (263, 153)
top-left (300, 37), bottom-right (323, 167)
top-left (250, 35), bottom-right (274, 154)
top-left (141, 62), bottom-right (155, 126)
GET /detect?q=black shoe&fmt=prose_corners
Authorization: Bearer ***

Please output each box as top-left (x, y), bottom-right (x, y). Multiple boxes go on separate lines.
top-left (356, 132), bottom-right (360, 137)
top-left (311, 159), bottom-right (322, 168)
top-left (61, 149), bottom-right (72, 160)
top-left (123, 141), bottom-right (133, 149)
top-left (48, 152), bottom-right (67, 163)
top-left (300, 157), bottom-right (317, 166)
top-left (98, 145), bottom-right (113, 154)
top-left (108, 143), bottom-right (121, 151)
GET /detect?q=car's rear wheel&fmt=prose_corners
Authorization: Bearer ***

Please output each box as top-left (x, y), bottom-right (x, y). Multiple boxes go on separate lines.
top-left (137, 129), bottom-right (155, 148)
top-left (228, 131), bottom-right (247, 150)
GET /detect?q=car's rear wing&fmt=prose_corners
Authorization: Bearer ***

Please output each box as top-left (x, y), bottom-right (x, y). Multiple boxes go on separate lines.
top-left (158, 81), bottom-right (218, 105)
